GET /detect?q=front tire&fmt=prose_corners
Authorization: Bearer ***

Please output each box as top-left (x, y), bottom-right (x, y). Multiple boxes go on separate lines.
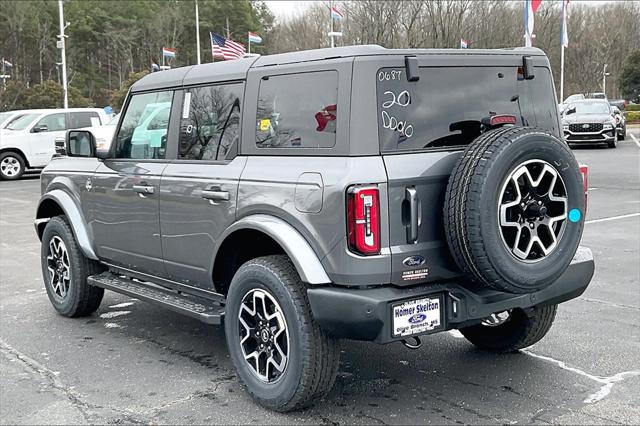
top-left (459, 305), bottom-right (557, 353)
top-left (0, 152), bottom-right (25, 180)
top-left (41, 216), bottom-right (104, 317)
top-left (608, 133), bottom-right (618, 148)
top-left (225, 255), bottom-right (340, 412)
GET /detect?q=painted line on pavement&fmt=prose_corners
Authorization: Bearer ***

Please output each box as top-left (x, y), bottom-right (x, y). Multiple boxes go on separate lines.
top-left (585, 212), bottom-right (640, 224)
top-left (630, 133), bottom-right (640, 149)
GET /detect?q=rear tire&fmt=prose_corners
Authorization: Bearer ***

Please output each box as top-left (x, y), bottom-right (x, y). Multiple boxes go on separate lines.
top-left (225, 255), bottom-right (340, 412)
top-left (41, 216), bottom-right (104, 317)
top-left (459, 305), bottom-right (557, 353)
top-left (0, 152), bottom-right (25, 180)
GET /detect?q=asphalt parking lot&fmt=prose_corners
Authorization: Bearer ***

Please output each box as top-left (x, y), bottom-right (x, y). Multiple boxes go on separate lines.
top-left (1, 129), bottom-right (639, 425)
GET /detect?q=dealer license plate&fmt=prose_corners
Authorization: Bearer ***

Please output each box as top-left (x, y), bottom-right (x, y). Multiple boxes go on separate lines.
top-left (392, 296), bottom-right (442, 337)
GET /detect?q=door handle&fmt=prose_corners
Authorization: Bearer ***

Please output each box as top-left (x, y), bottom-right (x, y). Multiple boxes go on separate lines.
top-left (202, 189), bottom-right (230, 203)
top-left (133, 184), bottom-right (155, 196)
top-left (405, 187), bottom-right (420, 244)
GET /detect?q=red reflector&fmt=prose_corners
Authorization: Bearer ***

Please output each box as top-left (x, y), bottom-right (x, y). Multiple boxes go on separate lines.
top-left (579, 164), bottom-right (588, 211)
top-left (490, 114), bottom-right (517, 126)
top-left (347, 186), bottom-right (380, 255)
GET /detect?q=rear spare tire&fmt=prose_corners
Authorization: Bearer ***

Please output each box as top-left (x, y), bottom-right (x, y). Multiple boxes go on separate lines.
top-left (443, 127), bottom-right (585, 294)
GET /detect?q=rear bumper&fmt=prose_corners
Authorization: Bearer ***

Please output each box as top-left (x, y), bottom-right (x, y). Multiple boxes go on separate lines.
top-left (307, 246), bottom-right (594, 344)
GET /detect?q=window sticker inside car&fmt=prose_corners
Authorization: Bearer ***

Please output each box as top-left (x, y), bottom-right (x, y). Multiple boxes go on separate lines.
top-left (259, 118), bottom-right (271, 131)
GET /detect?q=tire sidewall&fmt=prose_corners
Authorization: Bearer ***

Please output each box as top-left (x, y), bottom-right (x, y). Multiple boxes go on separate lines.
top-left (41, 218), bottom-right (81, 315)
top-left (224, 261), bottom-right (305, 407)
top-left (0, 152), bottom-right (25, 180)
top-left (478, 132), bottom-right (585, 292)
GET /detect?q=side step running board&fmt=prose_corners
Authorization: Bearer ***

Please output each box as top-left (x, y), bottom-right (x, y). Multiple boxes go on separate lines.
top-left (88, 272), bottom-right (225, 325)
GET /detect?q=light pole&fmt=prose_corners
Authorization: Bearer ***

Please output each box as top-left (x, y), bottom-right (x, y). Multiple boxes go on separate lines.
top-left (602, 63), bottom-right (610, 97)
top-left (57, 0), bottom-right (69, 108)
top-left (195, 0), bottom-right (201, 65)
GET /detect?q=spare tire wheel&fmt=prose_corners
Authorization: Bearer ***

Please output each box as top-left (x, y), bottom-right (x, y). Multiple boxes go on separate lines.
top-left (443, 127), bottom-right (585, 294)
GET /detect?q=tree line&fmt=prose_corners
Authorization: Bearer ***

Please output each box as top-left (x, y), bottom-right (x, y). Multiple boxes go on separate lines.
top-left (1, 0), bottom-right (638, 112)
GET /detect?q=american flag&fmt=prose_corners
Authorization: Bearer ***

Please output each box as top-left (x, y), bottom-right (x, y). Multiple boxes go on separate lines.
top-left (210, 32), bottom-right (246, 60)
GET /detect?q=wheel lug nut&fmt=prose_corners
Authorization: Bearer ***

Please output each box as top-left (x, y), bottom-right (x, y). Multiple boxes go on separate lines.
top-left (538, 201), bottom-right (542, 205)
top-left (529, 223), bottom-right (535, 229)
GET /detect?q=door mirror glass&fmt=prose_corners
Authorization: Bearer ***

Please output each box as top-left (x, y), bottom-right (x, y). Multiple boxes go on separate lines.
top-left (66, 130), bottom-right (95, 157)
top-left (32, 124), bottom-right (48, 133)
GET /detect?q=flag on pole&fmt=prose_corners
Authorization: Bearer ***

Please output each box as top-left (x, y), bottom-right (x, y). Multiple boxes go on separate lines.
top-left (162, 47), bottom-right (176, 59)
top-left (524, 0), bottom-right (542, 47)
top-left (248, 32), bottom-right (262, 44)
top-left (330, 6), bottom-right (343, 20)
top-left (460, 38), bottom-right (469, 49)
top-left (210, 32), bottom-right (246, 60)
top-left (561, 0), bottom-right (570, 47)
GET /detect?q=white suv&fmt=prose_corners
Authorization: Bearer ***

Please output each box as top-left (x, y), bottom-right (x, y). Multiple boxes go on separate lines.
top-left (0, 108), bottom-right (109, 180)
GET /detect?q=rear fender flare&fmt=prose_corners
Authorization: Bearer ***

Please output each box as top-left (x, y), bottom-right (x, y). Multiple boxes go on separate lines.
top-left (35, 189), bottom-right (98, 260)
top-left (215, 214), bottom-right (331, 285)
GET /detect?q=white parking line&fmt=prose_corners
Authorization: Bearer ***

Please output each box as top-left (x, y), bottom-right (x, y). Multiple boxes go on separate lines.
top-left (585, 212), bottom-right (640, 224)
top-left (630, 133), bottom-right (640, 149)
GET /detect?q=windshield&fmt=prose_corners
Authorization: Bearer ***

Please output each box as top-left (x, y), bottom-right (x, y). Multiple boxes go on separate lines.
top-left (5, 113), bottom-right (40, 130)
top-left (566, 102), bottom-right (610, 115)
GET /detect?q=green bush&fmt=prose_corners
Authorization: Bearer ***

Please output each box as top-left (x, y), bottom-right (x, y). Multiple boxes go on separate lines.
top-left (625, 104), bottom-right (640, 112)
top-left (626, 111), bottom-right (640, 123)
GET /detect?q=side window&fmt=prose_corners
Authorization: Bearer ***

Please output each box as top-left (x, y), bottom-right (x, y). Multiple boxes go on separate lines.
top-left (256, 71), bottom-right (338, 149)
top-left (34, 113), bottom-right (66, 132)
top-left (68, 112), bottom-right (99, 128)
top-left (114, 91), bottom-right (174, 159)
top-left (179, 83), bottom-right (242, 161)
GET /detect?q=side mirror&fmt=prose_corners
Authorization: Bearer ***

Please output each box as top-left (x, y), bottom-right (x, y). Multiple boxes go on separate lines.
top-left (66, 130), bottom-right (95, 157)
top-left (66, 130), bottom-right (111, 159)
top-left (565, 106), bottom-right (576, 115)
top-left (32, 124), bottom-right (48, 133)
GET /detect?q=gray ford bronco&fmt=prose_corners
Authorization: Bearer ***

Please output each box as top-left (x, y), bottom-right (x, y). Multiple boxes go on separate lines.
top-left (36, 45), bottom-right (594, 411)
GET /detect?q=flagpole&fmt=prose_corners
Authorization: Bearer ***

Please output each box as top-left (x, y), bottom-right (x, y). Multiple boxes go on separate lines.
top-left (195, 0), bottom-right (201, 65)
top-left (330, 3), bottom-right (334, 48)
top-left (560, 44), bottom-right (565, 102)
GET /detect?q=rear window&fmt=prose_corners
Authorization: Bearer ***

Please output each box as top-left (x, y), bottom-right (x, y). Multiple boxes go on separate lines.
top-left (377, 66), bottom-right (557, 152)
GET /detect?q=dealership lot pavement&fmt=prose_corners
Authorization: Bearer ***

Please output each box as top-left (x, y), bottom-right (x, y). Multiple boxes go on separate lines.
top-left (1, 129), bottom-right (639, 425)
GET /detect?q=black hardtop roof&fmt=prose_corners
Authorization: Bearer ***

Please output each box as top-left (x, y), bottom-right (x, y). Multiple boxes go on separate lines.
top-left (131, 45), bottom-right (545, 92)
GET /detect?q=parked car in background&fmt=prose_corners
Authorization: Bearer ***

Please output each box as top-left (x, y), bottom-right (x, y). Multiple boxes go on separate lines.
top-left (587, 92), bottom-right (607, 100)
top-left (55, 113), bottom-right (120, 156)
top-left (609, 99), bottom-right (627, 110)
top-left (560, 94), bottom-right (585, 114)
top-left (0, 108), bottom-right (109, 180)
top-left (562, 99), bottom-right (618, 148)
top-left (611, 106), bottom-right (626, 139)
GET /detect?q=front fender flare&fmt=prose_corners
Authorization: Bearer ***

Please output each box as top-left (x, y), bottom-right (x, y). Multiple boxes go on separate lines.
top-left (216, 214), bottom-right (331, 285)
top-left (35, 189), bottom-right (98, 260)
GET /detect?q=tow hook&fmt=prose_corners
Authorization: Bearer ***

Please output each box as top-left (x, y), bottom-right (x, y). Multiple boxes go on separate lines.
top-left (401, 336), bottom-right (422, 349)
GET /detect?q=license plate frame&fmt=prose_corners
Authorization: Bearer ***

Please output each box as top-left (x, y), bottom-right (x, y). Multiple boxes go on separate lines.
top-left (391, 294), bottom-right (444, 338)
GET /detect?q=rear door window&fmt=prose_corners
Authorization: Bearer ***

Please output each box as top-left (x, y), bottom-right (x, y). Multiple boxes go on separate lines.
top-left (179, 82), bottom-right (243, 161)
top-left (256, 71), bottom-right (338, 149)
top-left (377, 67), bottom-right (522, 152)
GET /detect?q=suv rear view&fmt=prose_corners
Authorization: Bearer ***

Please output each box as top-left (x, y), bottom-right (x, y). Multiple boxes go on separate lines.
top-left (36, 46), bottom-right (594, 412)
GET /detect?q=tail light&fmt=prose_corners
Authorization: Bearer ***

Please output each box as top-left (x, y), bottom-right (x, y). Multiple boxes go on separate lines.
top-left (347, 185), bottom-right (380, 255)
top-left (579, 164), bottom-right (589, 211)
top-left (489, 114), bottom-right (517, 126)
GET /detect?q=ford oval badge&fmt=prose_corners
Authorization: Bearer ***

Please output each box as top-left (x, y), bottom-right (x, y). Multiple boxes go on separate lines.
top-left (408, 313), bottom-right (427, 324)
top-left (403, 255), bottom-right (425, 267)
